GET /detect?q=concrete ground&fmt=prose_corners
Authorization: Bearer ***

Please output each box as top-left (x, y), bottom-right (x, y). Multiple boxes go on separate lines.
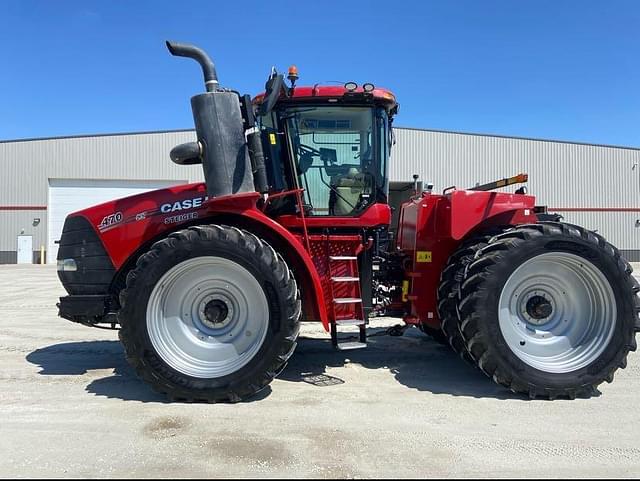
top-left (1, 265), bottom-right (639, 479)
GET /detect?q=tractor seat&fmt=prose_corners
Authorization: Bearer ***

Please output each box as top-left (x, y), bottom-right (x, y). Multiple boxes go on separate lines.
top-left (331, 168), bottom-right (370, 216)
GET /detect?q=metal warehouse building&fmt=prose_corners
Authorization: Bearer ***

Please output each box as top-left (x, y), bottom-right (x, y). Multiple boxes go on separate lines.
top-left (1, 127), bottom-right (638, 264)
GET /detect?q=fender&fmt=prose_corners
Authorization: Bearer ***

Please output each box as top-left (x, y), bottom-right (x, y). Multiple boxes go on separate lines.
top-left (397, 188), bottom-right (538, 328)
top-left (205, 195), bottom-right (330, 330)
top-left (448, 189), bottom-right (537, 239)
top-left (69, 183), bottom-right (329, 329)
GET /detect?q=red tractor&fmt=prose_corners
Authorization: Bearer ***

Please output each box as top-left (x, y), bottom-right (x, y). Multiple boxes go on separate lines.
top-left (57, 41), bottom-right (639, 401)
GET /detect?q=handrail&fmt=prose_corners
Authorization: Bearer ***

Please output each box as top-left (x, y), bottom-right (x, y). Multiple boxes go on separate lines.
top-left (295, 190), bottom-right (311, 252)
top-left (260, 188), bottom-right (305, 208)
top-left (260, 188), bottom-right (311, 252)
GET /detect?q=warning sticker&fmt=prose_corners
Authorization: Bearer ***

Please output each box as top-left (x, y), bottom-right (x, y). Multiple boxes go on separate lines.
top-left (416, 251), bottom-right (432, 263)
top-left (401, 280), bottom-right (409, 302)
top-left (269, 133), bottom-right (277, 145)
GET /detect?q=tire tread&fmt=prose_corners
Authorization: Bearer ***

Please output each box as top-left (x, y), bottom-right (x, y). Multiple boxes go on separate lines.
top-left (456, 221), bottom-right (639, 399)
top-left (118, 224), bottom-right (300, 403)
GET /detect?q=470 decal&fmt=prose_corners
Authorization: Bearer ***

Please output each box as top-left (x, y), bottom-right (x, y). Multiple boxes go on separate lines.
top-left (97, 212), bottom-right (123, 231)
top-left (96, 195), bottom-right (208, 232)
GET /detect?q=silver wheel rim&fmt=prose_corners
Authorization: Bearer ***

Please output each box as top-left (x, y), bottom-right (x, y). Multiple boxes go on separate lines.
top-left (146, 256), bottom-right (269, 378)
top-left (498, 252), bottom-right (616, 374)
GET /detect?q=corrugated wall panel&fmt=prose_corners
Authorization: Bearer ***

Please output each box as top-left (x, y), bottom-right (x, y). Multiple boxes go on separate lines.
top-left (0, 131), bottom-right (202, 253)
top-left (391, 128), bottom-right (640, 253)
top-left (558, 211), bottom-right (640, 260)
top-left (0, 131), bottom-right (202, 204)
top-left (391, 129), bottom-right (640, 210)
top-left (0, 211), bottom-right (47, 260)
top-left (2, 128), bottom-right (639, 257)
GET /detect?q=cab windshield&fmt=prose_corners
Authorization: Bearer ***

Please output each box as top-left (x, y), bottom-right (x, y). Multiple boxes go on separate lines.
top-left (283, 106), bottom-right (389, 216)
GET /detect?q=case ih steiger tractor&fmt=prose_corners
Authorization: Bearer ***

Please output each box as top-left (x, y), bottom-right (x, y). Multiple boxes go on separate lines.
top-left (57, 41), bottom-right (639, 402)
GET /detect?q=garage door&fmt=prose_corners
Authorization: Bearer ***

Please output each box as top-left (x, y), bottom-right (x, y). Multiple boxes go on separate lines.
top-left (48, 179), bottom-right (187, 264)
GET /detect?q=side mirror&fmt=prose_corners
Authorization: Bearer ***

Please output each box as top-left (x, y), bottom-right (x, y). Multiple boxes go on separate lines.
top-left (170, 142), bottom-right (202, 165)
top-left (259, 74), bottom-right (285, 116)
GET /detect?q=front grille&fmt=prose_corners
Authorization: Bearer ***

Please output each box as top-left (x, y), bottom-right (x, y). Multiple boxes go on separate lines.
top-left (57, 215), bottom-right (115, 295)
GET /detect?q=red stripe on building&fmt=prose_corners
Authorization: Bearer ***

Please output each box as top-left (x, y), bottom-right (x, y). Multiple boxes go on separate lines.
top-left (550, 207), bottom-right (640, 212)
top-left (1, 205), bottom-right (638, 213)
top-left (0, 206), bottom-right (47, 211)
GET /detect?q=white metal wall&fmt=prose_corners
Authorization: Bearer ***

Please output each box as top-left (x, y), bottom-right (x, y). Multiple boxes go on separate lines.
top-left (0, 130), bottom-right (201, 262)
top-left (1, 128), bottom-right (638, 262)
top-left (47, 178), bottom-right (187, 263)
top-left (392, 128), bottom-right (640, 209)
top-left (391, 128), bottom-right (640, 257)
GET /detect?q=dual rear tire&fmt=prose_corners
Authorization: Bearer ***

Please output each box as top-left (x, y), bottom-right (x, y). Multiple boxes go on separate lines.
top-left (437, 222), bottom-right (640, 399)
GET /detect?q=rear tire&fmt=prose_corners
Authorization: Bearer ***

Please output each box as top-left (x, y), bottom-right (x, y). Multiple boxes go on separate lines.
top-left (118, 225), bottom-right (301, 402)
top-left (436, 230), bottom-right (507, 361)
top-left (457, 222), bottom-right (640, 399)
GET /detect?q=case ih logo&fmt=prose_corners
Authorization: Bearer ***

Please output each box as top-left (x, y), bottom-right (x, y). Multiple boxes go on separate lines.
top-left (97, 212), bottom-right (123, 231)
top-left (160, 196), bottom-right (207, 213)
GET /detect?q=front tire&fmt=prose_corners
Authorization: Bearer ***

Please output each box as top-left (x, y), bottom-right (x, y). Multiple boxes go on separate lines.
top-left (118, 225), bottom-right (301, 402)
top-left (457, 222), bottom-right (640, 399)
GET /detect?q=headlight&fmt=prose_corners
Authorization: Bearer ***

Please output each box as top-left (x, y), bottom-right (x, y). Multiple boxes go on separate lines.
top-left (57, 259), bottom-right (78, 272)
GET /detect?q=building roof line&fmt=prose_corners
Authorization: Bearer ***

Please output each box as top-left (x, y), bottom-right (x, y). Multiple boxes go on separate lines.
top-left (394, 126), bottom-right (640, 152)
top-left (2, 126), bottom-right (639, 152)
top-left (0, 129), bottom-right (196, 144)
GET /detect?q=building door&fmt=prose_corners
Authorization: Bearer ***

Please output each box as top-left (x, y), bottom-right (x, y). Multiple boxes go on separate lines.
top-left (17, 235), bottom-right (33, 264)
top-left (47, 179), bottom-right (186, 264)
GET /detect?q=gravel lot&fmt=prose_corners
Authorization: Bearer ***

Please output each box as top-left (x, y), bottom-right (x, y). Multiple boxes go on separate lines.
top-left (1, 264), bottom-right (639, 478)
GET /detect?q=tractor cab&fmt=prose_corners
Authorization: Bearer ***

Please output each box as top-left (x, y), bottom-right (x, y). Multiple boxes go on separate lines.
top-left (254, 79), bottom-right (398, 222)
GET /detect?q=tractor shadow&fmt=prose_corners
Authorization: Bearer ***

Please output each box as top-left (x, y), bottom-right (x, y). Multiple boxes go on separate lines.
top-left (26, 340), bottom-right (169, 403)
top-left (25, 327), bottom-right (528, 403)
top-left (26, 340), bottom-right (276, 403)
top-left (280, 326), bottom-right (525, 400)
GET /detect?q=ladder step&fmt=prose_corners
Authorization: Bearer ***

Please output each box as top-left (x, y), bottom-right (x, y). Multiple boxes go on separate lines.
top-left (329, 256), bottom-right (357, 261)
top-left (331, 276), bottom-right (360, 282)
top-left (333, 297), bottom-right (362, 304)
top-left (335, 318), bottom-right (365, 326)
top-left (337, 341), bottom-right (367, 351)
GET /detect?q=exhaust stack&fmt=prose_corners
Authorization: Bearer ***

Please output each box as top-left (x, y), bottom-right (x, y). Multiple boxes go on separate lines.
top-left (166, 41), bottom-right (255, 198)
top-left (165, 41), bottom-right (219, 92)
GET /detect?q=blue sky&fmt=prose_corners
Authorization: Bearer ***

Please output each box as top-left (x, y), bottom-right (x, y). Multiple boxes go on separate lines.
top-left (1, 1), bottom-right (638, 146)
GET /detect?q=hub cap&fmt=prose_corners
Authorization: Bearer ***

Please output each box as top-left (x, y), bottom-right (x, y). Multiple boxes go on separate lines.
top-left (146, 256), bottom-right (269, 378)
top-left (498, 252), bottom-right (616, 374)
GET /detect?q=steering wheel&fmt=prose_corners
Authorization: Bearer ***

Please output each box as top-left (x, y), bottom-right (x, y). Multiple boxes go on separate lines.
top-left (298, 144), bottom-right (321, 157)
top-left (297, 144), bottom-right (321, 174)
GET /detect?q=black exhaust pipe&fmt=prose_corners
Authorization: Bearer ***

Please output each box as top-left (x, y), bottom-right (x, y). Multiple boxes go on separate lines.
top-left (166, 41), bottom-right (254, 198)
top-left (166, 40), bottom-right (219, 92)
